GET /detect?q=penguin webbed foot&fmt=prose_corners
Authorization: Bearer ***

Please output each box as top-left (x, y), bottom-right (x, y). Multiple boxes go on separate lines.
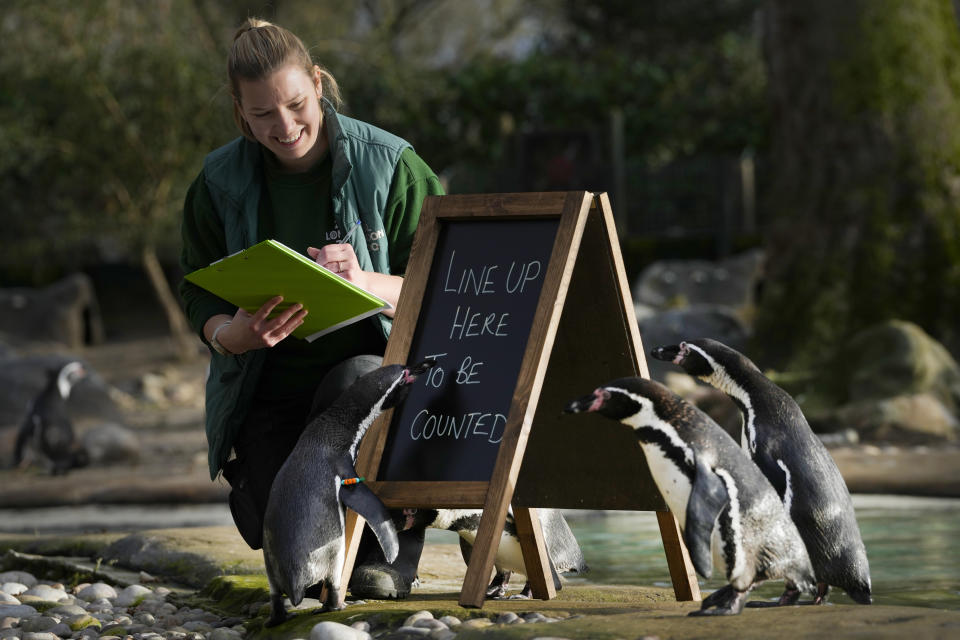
top-left (690, 584), bottom-right (749, 616)
top-left (744, 584), bottom-right (802, 608)
top-left (264, 594), bottom-right (288, 628)
top-left (485, 570), bottom-right (510, 599)
top-left (508, 582), bottom-right (533, 600)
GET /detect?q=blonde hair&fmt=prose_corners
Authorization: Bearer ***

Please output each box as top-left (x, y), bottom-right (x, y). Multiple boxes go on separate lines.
top-left (228, 18), bottom-right (342, 140)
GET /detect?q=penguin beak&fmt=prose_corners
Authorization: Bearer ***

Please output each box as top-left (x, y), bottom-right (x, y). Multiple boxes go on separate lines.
top-left (564, 388), bottom-right (609, 414)
top-left (403, 358), bottom-right (437, 384)
top-left (651, 345), bottom-right (682, 363)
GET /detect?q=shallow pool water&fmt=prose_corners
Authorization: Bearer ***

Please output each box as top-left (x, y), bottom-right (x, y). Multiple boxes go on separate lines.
top-left (550, 495), bottom-right (960, 610)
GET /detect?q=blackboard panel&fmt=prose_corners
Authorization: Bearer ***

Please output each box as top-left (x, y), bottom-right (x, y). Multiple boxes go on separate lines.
top-left (380, 217), bottom-right (561, 481)
top-left (513, 207), bottom-right (667, 510)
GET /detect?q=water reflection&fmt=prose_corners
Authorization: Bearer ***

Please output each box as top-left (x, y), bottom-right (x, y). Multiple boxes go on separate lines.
top-left (553, 495), bottom-right (960, 610)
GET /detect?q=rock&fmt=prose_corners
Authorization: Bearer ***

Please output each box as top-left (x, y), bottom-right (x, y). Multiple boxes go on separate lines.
top-left (0, 273), bottom-right (104, 349)
top-left (83, 598), bottom-right (112, 613)
top-left (114, 584), bottom-right (153, 607)
top-left (23, 617), bottom-right (63, 633)
top-left (845, 320), bottom-right (960, 413)
top-left (0, 595), bottom-right (16, 606)
top-left (47, 605), bottom-right (86, 617)
top-left (390, 627), bottom-right (430, 637)
top-left (102, 533), bottom-right (226, 589)
top-left (309, 620), bottom-right (371, 640)
top-left (207, 628), bottom-right (242, 640)
top-left (436, 616), bottom-right (460, 628)
top-left (1, 584), bottom-right (27, 596)
top-left (633, 249), bottom-right (764, 313)
top-left (402, 611), bottom-right (433, 628)
top-left (831, 393), bottom-right (959, 443)
top-left (76, 584), bottom-right (117, 603)
top-left (495, 611), bottom-right (522, 624)
top-left (134, 612), bottom-right (157, 625)
top-left (20, 633), bottom-right (59, 640)
top-left (22, 586), bottom-right (68, 603)
top-left (427, 630), bottom-right (456, 640)
top-left (0, 574), bottom-right (36, 589)
top-left (46, 624), bottom-right (71, 638)
top-left (0, 605), bottom-right (37, 619)
top-left (81, 424), bottom-right (141, 465)
top-left (62, 614), bottom-right (100, 632)
top-left (411, 619), bottom-right (446, 631)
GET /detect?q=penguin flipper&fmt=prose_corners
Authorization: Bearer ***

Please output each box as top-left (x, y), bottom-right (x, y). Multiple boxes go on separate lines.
top-left (340, 483), bottom-right (400, 563)
top-left (684, 455), bottom-right (730, 579)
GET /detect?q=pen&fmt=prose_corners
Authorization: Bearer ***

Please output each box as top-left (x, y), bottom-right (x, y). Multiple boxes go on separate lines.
top-left (342, 219), bottom-right (362, 244)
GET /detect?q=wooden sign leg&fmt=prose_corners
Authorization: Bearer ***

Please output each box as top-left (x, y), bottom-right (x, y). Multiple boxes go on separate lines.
top-left (459, 505), bottom-right (508, 608)
top-left (656, 510), bottom-right (701, 601)
top-left (336, 509), bottom-right (366, 607)
top-left (513, 507), bottom-right (556, 600)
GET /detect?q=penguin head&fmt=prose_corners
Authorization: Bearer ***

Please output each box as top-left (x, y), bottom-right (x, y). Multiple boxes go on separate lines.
top-left (377, 358), bottom-right (437, 410)
top-left (55, 361), bottom-right (87, 399)
top-left (564, 377), bottom-right (670, 426)
top-left (651, 338), bottom-right (761, 380)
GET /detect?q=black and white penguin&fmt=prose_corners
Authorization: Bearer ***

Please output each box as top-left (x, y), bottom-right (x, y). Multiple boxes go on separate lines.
top-left (651, 339), bottom-right (872, 605)
top-left (13, 361), bottom-right (89, 474)
top-left (262, 360), bottom-right (434, 627)
top-left (565, 377), bottom-right (815, 615)
top-left (401, 507), bottom-right (588, 599)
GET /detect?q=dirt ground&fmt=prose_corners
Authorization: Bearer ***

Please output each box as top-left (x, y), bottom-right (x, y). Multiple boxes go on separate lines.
top-left (1, 334), bottom-right (959, 509)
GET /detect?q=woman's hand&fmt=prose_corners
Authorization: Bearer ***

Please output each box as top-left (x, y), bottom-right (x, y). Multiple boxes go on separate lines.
top-left (307, 243), bottom-right (403, 318)
top-left (204, 296), bottom-right (307, 355)
top-left (307, 243), bottom-right (369, 289)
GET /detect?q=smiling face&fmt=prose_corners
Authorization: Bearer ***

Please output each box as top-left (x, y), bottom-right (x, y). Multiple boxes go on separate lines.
top-left (236, 63), bottom-right (327, 172)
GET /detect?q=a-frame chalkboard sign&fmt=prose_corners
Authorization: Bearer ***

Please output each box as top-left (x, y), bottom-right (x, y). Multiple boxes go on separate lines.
top-left (340, 192), bottom-right (699, 608)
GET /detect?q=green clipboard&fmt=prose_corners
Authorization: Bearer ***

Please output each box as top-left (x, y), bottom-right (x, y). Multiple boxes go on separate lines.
top-left (184, 239), bottom-right (392, 342)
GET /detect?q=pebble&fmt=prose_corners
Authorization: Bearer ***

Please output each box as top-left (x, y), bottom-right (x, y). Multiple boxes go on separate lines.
top-left (23, 587), bottom-right (68, 604)
top-left (0, 569), bottom-right (573, 640)
top-left (309, 620), bottom-right (369, 640)
top-left (0, 575), bottom-right (36, 589)
top-left (76, 585), bottom-right (117, 603)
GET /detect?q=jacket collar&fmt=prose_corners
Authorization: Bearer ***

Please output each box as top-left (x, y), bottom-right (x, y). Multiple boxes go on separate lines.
top-left (321, 97), bottom-right (352, 198)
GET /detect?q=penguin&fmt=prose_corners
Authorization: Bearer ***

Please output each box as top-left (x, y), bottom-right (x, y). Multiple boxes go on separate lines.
top-left (400, 507), bottom-right (588, 599)
top-left (262, 359), bottom-right (434, 627)
top-left (651, 339), bottom-right (872, 605)
top-left (565, 377), bottom-right (815, 615)
top-left (13, 361), bottom-right (89, 474)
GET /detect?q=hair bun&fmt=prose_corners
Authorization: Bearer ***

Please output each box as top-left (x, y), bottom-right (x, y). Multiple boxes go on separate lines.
top-left (233, 17), bottom-right (272, 42)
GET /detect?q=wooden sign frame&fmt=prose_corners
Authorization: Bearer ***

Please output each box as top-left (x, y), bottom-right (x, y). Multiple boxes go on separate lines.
top-left (339, 192), bottom-right (699, 608)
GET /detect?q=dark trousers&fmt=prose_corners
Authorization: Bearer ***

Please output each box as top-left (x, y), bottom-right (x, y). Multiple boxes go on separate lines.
top-left (224, 354), bottom-right (383, 549)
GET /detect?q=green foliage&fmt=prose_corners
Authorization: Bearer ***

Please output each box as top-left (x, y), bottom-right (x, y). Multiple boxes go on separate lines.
top-left (0, 0), bottom-right (235, 282)
top-left (0, 0), bottom-right (767, 287)
top-left (755, 0), bottom-right (960, 373)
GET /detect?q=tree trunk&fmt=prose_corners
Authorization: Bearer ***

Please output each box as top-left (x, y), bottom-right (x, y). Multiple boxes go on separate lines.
top-left (141, 244), bottom-right (199, 362)
top-left (755, 0), bottom-right (960, 377)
